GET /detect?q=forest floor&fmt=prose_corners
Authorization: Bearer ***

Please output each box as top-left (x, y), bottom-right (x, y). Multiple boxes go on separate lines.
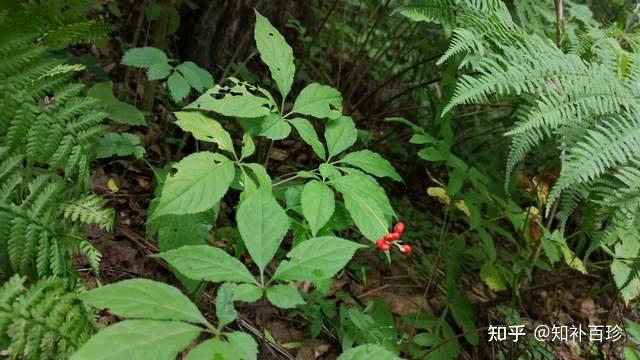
top-left (71, 3), bottom-right (639, 358)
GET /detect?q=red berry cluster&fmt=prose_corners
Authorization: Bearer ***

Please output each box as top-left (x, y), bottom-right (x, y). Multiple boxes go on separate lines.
top-left (375, 222), bottom-right (411, 255)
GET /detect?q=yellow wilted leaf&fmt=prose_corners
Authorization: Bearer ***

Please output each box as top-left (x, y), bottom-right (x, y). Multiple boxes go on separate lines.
top-left (107, 178), bottom-right (119, 193)
top-left (480, 263), bottom-right (507, 292)
top-left (427, 187), bottom-right (470, 216)
top-left (427, 187), bottom-right (450, 205)
top-left (453, 200), bottom-right (470, 217)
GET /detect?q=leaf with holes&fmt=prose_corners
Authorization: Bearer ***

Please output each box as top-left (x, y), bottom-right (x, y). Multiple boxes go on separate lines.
top-left (186, 84), bottom-right (272, 118)
top-left (254, 10), bottom-right (295, 99)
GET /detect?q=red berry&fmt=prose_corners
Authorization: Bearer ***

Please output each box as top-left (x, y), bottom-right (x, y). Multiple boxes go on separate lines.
top-left (394, 222), bottom-right (405, 235)
top-left (400, 245), bottom-right (412, 255)
top-left (375, 239), bottom-right (390, 251)
top-left (384, 232), bottom-right (400, 242)
top-left (381, 242), bottom-right (390, 251)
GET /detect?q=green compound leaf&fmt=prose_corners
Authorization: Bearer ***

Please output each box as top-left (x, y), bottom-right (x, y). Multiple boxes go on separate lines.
top-left (150, 152), bottom-right (235, 219)
top-left (332, 173), bottom-right (394, 242)
top-left (216, 282), bottom-right (238, 327)
top-left (339, 150), bottom-right (402, 181)
top-left (158, 245), bottom-right (256, 284)
top-left (176, 61), bottom-right (213, 92)
top-left (96, 132), bottom-right (145, 159)
top-left (81, 279), bottom-right (206, 324)
top-left (254, 10), bottom-right (295, 99)
top-left (337, 344), bottom-right (401, 360)
top-left (289, 117), bottom-right (326, 159)
top-left (174, 111), bottom-right (234, 153)
top-left (148, 62), bottom-right (173, 80)
top-left (325, 116), bottom-right (357, 158)
top-left (88, 82), bottom-right (146, 125)
top-left (185, 332), bottom-right (258, 360)
top-left (234, 283), bottom-right (263, 302)
top-left (273, 236), bottom-right (366, 281)
top-left (301, 180), bottom-right (335, 236)
top-left (266, 285), bottom-right (305, 309)
top-left (71, 320), bottom-right (201, 360)
top-left (259, 113), bottom-right (291, 140)
top-left (292, 83), bottom-right (342, 119)
top-left (186, 84), bottom-right (272, 118)
top-left (121, 47), bottom-right (168, 68)
top-left (241, 133), bottom-right (256, 160)
top-left (237, 188), bottom-right (289, 272)
top-left (167, 71), bottom-right (190, 102)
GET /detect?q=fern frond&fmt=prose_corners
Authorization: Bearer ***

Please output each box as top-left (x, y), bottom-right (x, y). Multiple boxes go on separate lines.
top-left (547, 114), bottom-right (640, 210)
top-left (62, 194), bottom-right (115, 231)
top-left (0, 275), bottom-right (96, 359)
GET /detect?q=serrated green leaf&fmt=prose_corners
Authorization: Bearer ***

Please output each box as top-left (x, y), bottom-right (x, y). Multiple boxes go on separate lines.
top-left (216, 282), bottom-right (238, 327)
top-left (186, 84), bottom-right (272, 118)
top-left (96, 132), bottom-right (145, 159)
top-left (301, 180), bottom-right (335, 235)
top-left (237, 188), bottom-right (289, 272)
top-left (174, 112), bottom-right (234, 153)
top-left (158, 245), bottom-right (256, 284)
top-left (184, 338), bottom-right (226, 360)
top-left (332, 173), bottom-right (394, 242)
top-left (289, 117), bottom-right (326, 159)
top-left (479, 262), bottom-right (507, 292)
top-left (259, 113), bottom-right (291, 140)
top-left (151, 152), bottom-right (235, 219)
top-left (121, 47), bottom-right (168, 68)
top-left (273, 236), bottom-right (365, 281)
top-left (339, 150), bottom-right (402, 181)
top-left (254, 10), bottom-right (294, 99)
top-left (185, 61), bottom-right (214, 89)
top-left (176, 62), bottom-right (205, 91)
top-left (449, 290), bottom-right (479, 346)
top-left (234, 283), bottom-right (263, 302)
top-left (88, 82), bottom-right (146, 125)
top-left (291, 83), bottom-right (342, 119)
top-left (325, 116), bottom-right (357, 158)
top-left (71, 320), bottom-right (201, 360)
top-left (243, 163), bottom-right (272, 188)
top-left (225, 332), bottom-right (258, 360)
top-left (319, 163), bottom-right (341, 179)
top-left (337, 344), bottom-right (400, 360)
top-left (185, 333), bottom-right (258, 360)
top-left (148, 62), bottom-right (173, 80)
top-left (153, 211), bottom-right (214, 293)
top-left (168, 71), bottom-right (190, 102)
top-left (81, 279), bottom-right (206, 324)
top-left (266, 285), bottom-right (305, 309)
top-left (241, 133), bottom-right (256, 160)
top-left (612, 259), bottom-right (640, 304)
